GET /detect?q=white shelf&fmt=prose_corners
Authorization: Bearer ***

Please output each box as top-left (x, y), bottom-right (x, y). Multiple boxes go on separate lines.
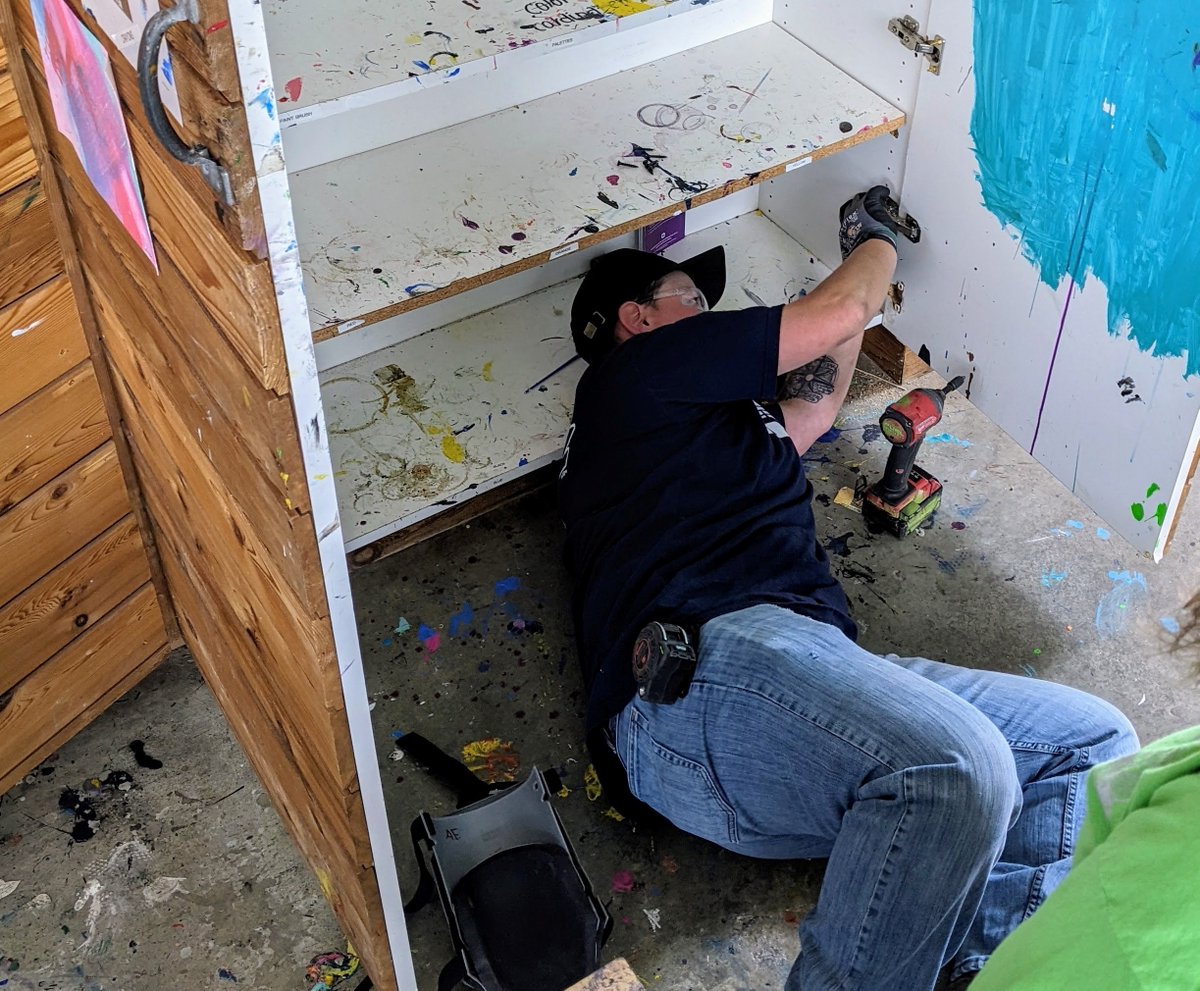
top-left (267, 0), bottom-right (680, 116)
top-left (325, 209), bottom-right (833, 552)
top-left (293, 22), bottom-right (903, 338)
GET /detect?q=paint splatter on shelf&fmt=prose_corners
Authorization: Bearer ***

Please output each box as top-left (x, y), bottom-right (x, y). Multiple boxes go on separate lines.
top-left (281, 77), bottom-right (303, 103)
top-left (1040, 571), bottom-right (1067, 587)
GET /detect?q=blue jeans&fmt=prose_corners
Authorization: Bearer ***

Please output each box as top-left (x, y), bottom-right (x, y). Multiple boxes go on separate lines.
top-left (611, 604), bottom-right (1138, 991)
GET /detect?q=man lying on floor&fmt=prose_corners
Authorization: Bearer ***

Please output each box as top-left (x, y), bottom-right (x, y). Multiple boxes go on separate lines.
top-left (557, 186), bottom-right (1138, 991)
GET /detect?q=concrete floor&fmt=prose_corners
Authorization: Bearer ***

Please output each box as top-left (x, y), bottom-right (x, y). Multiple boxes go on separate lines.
top-left (3, 366), bottom-right (1199, 990)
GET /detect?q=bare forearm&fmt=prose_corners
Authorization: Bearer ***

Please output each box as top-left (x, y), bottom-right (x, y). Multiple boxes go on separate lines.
top-left (777, 240), bottom-right (896, 375)
top-left (778, 329), bottom-right (865, 454)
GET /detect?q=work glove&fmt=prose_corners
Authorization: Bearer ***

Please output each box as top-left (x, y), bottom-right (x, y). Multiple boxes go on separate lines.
top-left (838, 185), bottom-right (902, 260)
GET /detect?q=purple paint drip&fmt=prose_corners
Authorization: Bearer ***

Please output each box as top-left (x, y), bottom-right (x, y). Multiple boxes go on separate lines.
top-left (1029, 276), bottom-right (1076, 456)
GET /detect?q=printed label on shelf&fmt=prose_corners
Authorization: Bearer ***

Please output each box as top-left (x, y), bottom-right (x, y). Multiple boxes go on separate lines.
top-left (785, 157), bottom-right (814, 172)
top-left (550, 243), bottom-right (581, 260)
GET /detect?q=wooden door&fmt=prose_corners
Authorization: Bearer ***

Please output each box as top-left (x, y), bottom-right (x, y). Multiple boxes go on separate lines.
top-left (893, 0), bottom-right (1200, 559)
top-left (0, 3), bottom-right (402, 986)
top-left (0, 28), bottom-right (170, 791)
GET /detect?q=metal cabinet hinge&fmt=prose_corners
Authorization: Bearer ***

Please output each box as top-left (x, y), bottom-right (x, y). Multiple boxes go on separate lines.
top-left (889, 15), bottom-right (944, 75)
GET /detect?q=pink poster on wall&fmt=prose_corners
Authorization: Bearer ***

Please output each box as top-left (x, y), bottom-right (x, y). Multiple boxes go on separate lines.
top-left (31, 0), bottom-right (157, 270)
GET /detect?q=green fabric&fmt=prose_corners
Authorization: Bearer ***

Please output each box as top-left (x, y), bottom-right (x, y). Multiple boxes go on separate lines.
top-left (971, 726), bottom-right (1200, 990)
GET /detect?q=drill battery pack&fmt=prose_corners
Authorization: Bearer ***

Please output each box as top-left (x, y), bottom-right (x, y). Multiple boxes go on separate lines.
top-left (863, 465), bottom-right (943, 536)
top-left (632, 621), bottom-right (698, 704)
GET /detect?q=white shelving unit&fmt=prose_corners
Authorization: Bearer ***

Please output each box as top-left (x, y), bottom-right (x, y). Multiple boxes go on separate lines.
top-left (292, 22), bottom-right (901, 336)
top-left (267, 0), bottom-right (683, 116)
top-left (322, 210), bottom-right (835, 550)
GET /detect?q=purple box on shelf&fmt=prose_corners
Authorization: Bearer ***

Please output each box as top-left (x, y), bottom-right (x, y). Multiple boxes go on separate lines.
top-left (640, 213), bottom-right (686, 255)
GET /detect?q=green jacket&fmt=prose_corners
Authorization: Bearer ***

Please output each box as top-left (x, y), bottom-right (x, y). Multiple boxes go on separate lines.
top-left (972, 725), bottom-right (1200, 990)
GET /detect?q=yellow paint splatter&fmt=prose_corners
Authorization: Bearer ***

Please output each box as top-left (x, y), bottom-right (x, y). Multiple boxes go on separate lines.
top-left (316, 868), bottom-right (334, 902)
top-left (242, 386), bottom-right (251, 408)
top-left (557, 785), bottom-right (571, 799)
top-left (284, 498), bottom-right (294, 510)
top-left (482, 360), bottom-right (494, 382)
top-left (603, 807), bottom-right (626, 822)
top-left (462, 738), bottom-right (520, 783)
top-left (584, 764), bottom-right (602, 801)
top-left (405, 32), bottom-right (422, 43)
top-left (279, 472), bottom-right (290, 485)
top-left (442, 432), bottom-right (466, 463)
top-left (593, 0), bottom-right (653, 14)
top-left (314, 473), bottom-right (329, 481)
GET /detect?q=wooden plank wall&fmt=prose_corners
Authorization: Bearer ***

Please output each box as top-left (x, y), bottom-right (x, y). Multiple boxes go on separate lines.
top-left (0, 5), bottom-right (397, 987)
top-left (0, 29), bottom-right (169, 792)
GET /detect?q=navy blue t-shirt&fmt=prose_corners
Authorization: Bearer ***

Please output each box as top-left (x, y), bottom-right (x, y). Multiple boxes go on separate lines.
top-left (558, 304), bottom-right (857, 732)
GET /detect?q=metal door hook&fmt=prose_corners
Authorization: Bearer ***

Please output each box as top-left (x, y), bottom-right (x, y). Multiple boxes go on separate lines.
top-left (137, 0), bottom-right (235, 206)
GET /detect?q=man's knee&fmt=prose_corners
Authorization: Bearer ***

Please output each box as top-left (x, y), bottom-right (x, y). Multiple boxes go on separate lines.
top-left (902, 706), bottom-right (1022, 837)
top-left (1075, 692), bottom-right (1139, 765)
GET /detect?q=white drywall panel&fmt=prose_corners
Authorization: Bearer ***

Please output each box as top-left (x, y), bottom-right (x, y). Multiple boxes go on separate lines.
top-left (892, 0), bottom-right (1200, 558)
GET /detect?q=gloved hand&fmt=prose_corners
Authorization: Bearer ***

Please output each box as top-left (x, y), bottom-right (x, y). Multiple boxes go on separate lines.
top-left (838, 185), bottom-right (902, 260)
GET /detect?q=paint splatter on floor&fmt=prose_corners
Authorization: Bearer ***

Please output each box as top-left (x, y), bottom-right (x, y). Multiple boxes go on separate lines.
top-left (462, 739), bottom-right (521, 783)
top-left (1096, 570), bottom-right (1148, 638)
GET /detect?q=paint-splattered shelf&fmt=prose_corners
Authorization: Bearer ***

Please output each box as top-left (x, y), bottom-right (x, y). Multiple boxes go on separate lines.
top-left (293, 22), bottom-right (902, 341)
top-left (268, 0), bottom-right (692, 119)
top-left (323, 208), bottom-right (833, 552)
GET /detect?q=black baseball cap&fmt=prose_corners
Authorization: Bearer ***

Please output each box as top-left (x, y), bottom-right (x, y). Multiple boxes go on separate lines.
top-left (570, 245), bottom-right (726, 363)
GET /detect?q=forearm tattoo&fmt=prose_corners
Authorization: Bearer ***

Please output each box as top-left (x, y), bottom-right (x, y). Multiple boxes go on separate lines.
top-left (777, 355), bottom-right (839, 404)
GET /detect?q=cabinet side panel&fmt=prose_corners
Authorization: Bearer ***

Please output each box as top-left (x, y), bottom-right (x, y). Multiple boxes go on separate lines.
top-left (0, 0), bottom-right (398, 985)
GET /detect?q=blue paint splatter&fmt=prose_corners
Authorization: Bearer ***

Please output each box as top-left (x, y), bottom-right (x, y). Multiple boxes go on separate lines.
top-left (1095, 570), bottom-right (1148, 638)
top-left (495, 576), bottom-right (520, 597)
top-left (1096, 527), bottom-right (1111, 540)
top-left (413, 60), bottom-right (432, 71)
top-left (249, 88), bottom-right (276, 119)
top-left (971, 2), bottom-right (1200, 373)
top-left (1020, 663), bottom-right (1038, 678)
top-left (478, 660), bottom-right (491, 673)
top-left (1161, 616), bottom-right (1182, 634)
top-left (417, 623), bottom-right (436, 641)
top-left (404, 283), bottom-right (438, 296)
top-left (1040, 571), bottom-right (1067, 587)
top-left (395, 617), bottom-right (411, 634)
top-left (816, 427), bottom-right (841, 443)
top-left (956, 498), bottom-right (989, 518)
top-left (862, 424), bottom-right (882, 443)
top-left (926, 433), bottom-right (973, 447)
top-left (382, 638), bottom-right (393, 647)
top-left (518, 456), bottom-right (529, 467)
top-left (449, 602), bottom-right (474, 636)
top-left (1066, 520), bottom-right (1084, 530)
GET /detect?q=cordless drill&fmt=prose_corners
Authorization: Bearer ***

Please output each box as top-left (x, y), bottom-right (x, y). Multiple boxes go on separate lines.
top-left (863, 376), bottom-right (965, 536)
